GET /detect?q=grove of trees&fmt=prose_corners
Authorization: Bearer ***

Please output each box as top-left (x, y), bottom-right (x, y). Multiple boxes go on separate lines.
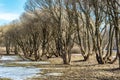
top-left (1, 0), bottom-right (120, 68)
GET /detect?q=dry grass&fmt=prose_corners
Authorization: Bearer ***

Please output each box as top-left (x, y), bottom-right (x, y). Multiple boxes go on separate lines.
top-left (0, 78), bottom-right (12, 80)
top-left (28, 54), bottom-right (120, 80)
top-left (0, 47), bottom-right (6, 54)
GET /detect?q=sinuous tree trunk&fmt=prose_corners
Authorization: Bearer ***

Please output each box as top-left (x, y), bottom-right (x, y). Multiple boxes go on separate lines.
top-left (106, 0), bottom-right (120, 68)
top-left (5, 40), bottom-right (10, 55)
top-left (14, 45), bottom-right (18, 54)
top-left (6, 46), bottom-right (10, 55)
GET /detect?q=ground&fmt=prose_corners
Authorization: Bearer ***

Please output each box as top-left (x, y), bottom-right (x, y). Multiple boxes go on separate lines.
top-left (29, 54), bottom-right (120, 80)
top-left (0, 53), bottom-right (120, 80)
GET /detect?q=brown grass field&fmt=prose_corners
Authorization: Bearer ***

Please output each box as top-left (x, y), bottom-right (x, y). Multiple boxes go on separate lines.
top-left (27, 54), bottom-right (120, 80)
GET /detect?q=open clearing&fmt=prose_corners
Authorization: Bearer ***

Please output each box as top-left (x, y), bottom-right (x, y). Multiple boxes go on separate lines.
top-left (29, 55), bottom-right (120, 80)
top-left (0, 54), bottom-right (120, 80)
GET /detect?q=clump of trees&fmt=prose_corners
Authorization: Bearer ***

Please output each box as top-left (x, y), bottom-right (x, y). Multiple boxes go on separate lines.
top-left (2, 0), bottom-right (120, 68)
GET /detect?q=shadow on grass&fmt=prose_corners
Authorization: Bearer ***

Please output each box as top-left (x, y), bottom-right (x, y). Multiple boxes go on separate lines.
top-left (100, 68), bottom-right (120, 72)
top-left (72, 60), bottom-right (85, 62)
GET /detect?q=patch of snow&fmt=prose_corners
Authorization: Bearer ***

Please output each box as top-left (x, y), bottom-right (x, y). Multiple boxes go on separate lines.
top-left (13, 61), bottom-right (50, 65)
top-left (0, 55), bottom-right (23, 61)
top-left (45, 73), bottom-right (63, 76)
top-left (0, 63), bottom-right (5, 66)
top-left (0, 66), bottom-right (41, 80)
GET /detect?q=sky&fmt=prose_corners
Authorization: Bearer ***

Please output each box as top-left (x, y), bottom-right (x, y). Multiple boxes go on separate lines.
top-left (0, 0), bottom-right (26, 25)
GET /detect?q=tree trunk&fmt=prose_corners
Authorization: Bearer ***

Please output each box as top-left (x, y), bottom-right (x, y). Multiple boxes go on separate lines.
top-left (14, 45), bottom-right (18, 54)
top-left (6, 47), bottom-right (10, 55)
top-left (62, 50), bottom-right (71, 64)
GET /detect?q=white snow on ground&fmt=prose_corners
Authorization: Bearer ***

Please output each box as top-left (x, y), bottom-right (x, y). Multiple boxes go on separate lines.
top-left (45, 73), bottom-right (63, 76)
top-left (13, 61), bottom-right (50, 64)
top-left (0, 55), bottom-right (50, 80)
top-left (0, 55), bottom-right (23, 61)
top-left (0, 66), bottom-right (41, 80)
